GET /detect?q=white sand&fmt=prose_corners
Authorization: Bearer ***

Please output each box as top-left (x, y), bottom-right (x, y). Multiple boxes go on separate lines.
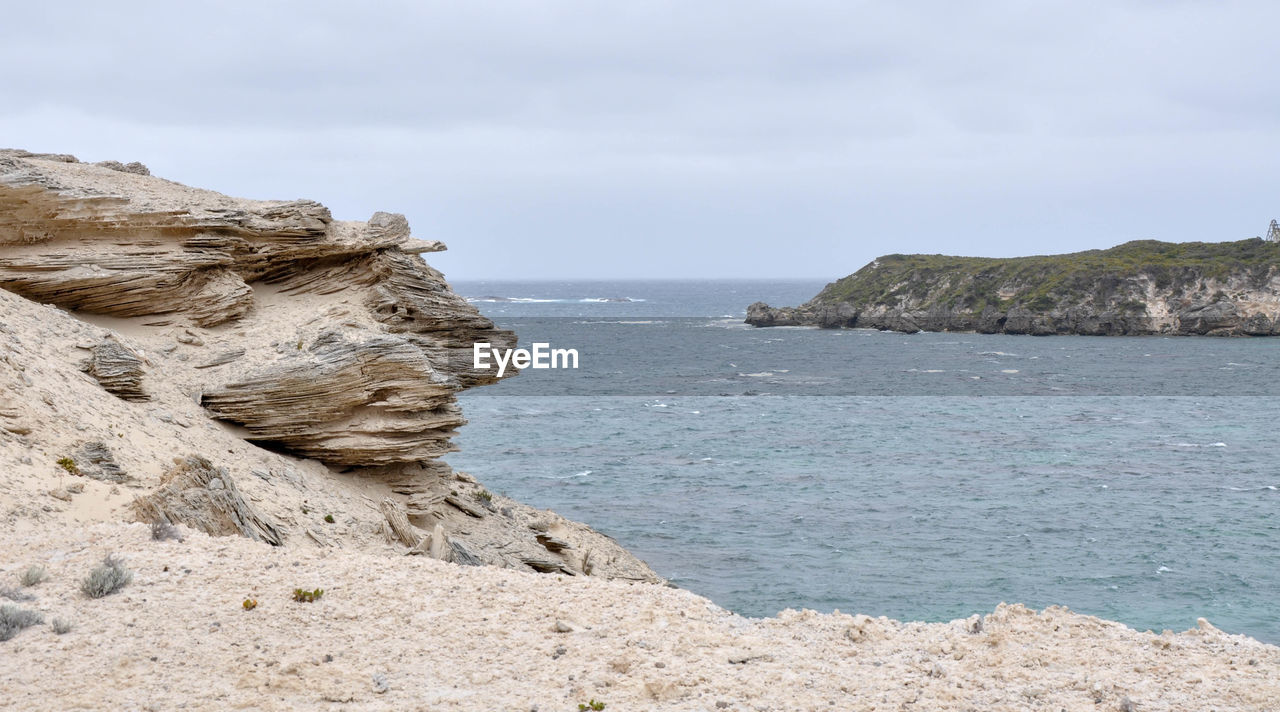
top-left (2, 522), bottom-right (1277, 711)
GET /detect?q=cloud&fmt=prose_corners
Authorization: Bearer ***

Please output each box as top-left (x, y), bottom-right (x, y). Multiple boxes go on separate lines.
top-left (3, 1), bottom-right (1278, 277)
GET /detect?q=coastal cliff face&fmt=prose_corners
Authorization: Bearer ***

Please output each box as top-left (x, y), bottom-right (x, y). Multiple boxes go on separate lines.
top-left (747, 239), bottom-right (1280, 335)
top-left (0, 150), bottom-right (657, 581)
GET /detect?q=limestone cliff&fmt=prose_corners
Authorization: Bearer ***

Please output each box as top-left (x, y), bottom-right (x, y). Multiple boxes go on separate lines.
top-left (747, 239), bottom-right (1280, 336)
top-left (0, 149), bottom-right (658, 582)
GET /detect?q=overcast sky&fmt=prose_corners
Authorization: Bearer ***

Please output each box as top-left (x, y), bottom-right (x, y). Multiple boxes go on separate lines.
top-left (3, 1), bottom-right (1278, 279)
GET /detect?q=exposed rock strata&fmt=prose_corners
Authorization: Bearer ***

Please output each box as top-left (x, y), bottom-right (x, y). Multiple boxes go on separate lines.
top-left (748, 239), bottom-right (1280, 335)
top-left (132, 455), bottom-right (284, 545)
top-left (0, 149), bottom-right (658, 582)
top-left (81, 336), bottom-right (148, 401)
top-left (0, 148), bottom-right (510, 465)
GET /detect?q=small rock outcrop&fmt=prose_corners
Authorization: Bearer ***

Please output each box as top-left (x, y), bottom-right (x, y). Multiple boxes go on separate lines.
top-left (72, 441), bottom-right (130, 483)
top-left (81, 337), bottom-right (148, 401)
top-left (132, 455), bottom-right (284, 545)
top-left (748, 239), bottom-right (1280, 336)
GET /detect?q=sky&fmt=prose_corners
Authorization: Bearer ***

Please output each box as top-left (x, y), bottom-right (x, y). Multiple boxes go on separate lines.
top-left (3, 1), bottom-right (1279, 279)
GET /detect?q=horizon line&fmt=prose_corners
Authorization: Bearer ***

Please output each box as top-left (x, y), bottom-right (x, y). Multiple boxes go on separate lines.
top-left (443, 276), bottom-right (836, 282)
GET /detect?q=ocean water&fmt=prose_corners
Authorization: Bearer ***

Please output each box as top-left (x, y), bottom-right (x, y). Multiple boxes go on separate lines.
top-left (449, 280), bottom-right (1280, 642)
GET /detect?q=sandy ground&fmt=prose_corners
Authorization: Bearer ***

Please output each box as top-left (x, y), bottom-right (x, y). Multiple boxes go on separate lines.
top-left (1, 521), bottom-right (1277, 712)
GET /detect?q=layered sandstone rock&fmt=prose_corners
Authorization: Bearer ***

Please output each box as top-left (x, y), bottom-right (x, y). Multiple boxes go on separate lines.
top-left (0, 149), bottom-right (658, 582)
top-left (0, 148), bottom-right (509, 465)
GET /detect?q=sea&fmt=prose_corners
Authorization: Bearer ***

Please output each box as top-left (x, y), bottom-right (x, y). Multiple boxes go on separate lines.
top-left (448, 279), bottom-right (1280, 643)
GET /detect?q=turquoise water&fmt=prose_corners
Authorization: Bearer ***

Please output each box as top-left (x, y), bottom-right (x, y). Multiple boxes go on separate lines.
top-left (449, 280), bottom-right (1280, 642)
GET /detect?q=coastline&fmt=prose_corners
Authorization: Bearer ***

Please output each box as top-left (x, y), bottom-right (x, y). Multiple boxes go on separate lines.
top-left (3, 154), bottom-right (1278, 709)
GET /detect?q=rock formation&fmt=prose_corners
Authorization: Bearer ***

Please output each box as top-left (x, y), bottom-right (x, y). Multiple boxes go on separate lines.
top-left (132, 455), bottom-right (284, 546)
top-left (0, 149), bottom-right (658, 582)
top-left (747, 239), bottom-right (1280, 335)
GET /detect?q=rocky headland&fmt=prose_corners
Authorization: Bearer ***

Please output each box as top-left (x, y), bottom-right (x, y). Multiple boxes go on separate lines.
top-left (747, 240), bottom-right (1280, 335)
top-left (2, 152), bottom-right (1278, 710)
top-left (0, 148), bottom-right (653, 579)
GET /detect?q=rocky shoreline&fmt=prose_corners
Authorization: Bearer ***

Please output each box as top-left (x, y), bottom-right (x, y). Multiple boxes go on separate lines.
top-left (747, 240), bottom-right (1280, 335)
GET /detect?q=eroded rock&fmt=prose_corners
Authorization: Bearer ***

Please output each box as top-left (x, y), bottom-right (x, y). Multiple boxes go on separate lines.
top-left (0, 149), bottom-right (660, 584)
top-left (0, 149), bottom-right (514, 468)
top-left (81, 337), bottom-right (148, 401)
top-left (73, 441), bottom-right (129, 483)
top-left (131, 455), bottom-right (284, 545)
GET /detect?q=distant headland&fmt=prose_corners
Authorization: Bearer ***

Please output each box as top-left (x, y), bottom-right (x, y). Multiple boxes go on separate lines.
top-left (747, 238), bottom-right (1280, 336)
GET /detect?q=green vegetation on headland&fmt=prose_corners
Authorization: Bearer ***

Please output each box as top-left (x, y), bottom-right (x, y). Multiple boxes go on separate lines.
top-left (747, 239), bottom-right (1280, 336)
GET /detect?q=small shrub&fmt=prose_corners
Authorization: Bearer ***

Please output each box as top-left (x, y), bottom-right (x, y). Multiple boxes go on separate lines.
top-left (0, 586), bottom-right (34, 602)
top-left (323, 514), bottom-right (335, 524)
top-left (56, 457), bottom-right (79, 475)
top-left (242, 599), bottom-right (258, 611)
top-left (578, 700), bottom-right (606, 711)
top-left (81, 555), bottom-right (133, 598)
top-left (150, 521), bottom-right (183, 542)
top-left (19, 564), bottom-right (48, 587)
top-left (474, 489), bottom-right (493, 504)
top-left (0, 604), bottom-right (44, 641)
top-left (51, 618), bottom-right (72, 635)
top-left (292, 588), bottom-right (323, 603)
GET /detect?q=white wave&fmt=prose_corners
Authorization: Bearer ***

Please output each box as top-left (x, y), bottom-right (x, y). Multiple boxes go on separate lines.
top-left (739, 372), bottom-right (773, 377)
top-left (465, 296), bottom-right (645, 303)
top-left (1001, 369), bottom-right (1019, 374)
top-left (543, 470), bottom-right (592, 480)
top-left (465, 296), bottom-right (562, 303)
